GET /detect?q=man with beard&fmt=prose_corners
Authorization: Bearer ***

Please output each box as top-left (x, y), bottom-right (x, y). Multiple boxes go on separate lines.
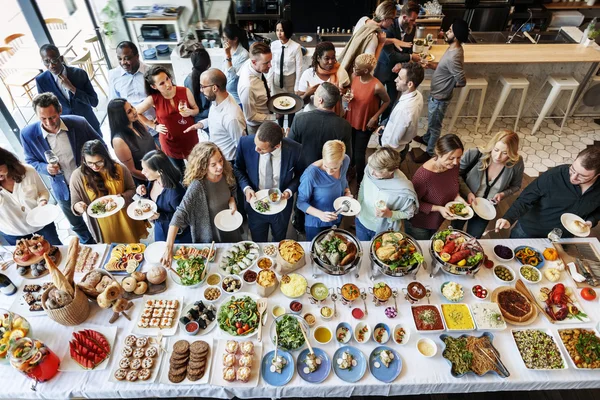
top-left (412, 18), bottom-right (468, 163)
top-left (108, 41), bottom-right (158, 144)
top-left (379, 62), bottom-right (425, 161)
top-left (184, 69), bottom-right (246, 163)
top-left (495, 146), bottom-right (600, 238)
top-left (374, 2), bottom-right (421, 121)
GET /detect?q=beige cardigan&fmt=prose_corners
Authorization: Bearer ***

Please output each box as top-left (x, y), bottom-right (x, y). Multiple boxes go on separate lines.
top-left (69, 164), bottom-right (136, 243)
top-left (339, 23), bottom-right (381, 75)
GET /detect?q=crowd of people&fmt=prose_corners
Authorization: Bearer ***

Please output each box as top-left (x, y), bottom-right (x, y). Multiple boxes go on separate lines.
top-left (1, 0), bottom-right (599, 253)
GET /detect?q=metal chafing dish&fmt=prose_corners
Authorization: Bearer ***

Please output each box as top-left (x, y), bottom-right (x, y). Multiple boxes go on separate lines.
top-left (369, 231), bottom-right (424, 279)
top-left (310, 227), bottom-right (363, 278)
top-left (429, 227), bottom-right (484, 277)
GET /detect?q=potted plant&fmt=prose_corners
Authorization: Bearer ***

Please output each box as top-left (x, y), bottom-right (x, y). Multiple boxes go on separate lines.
top-left (100, 0), bottom-right (119, 47)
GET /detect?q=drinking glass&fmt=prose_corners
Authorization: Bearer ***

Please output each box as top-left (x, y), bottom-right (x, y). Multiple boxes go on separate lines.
top-left (44, 150), bottom-right (62, 175)
top-left (342, 89), bottom-right (353, 111)
top-left (178, 100), bottom-right (188, 125)
top-left (547, 228), bottom-right (563, 243)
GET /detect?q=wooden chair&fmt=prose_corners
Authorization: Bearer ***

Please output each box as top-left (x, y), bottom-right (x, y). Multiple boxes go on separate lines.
top-left (83, 35), bottom-right (108, 85)
top-left (0, 46), bottom-right (40, 121)
top-left (70, 48), bottom-right (107, 97)
top-left (4, 33), bottom-right (27, 51)
top-left (44, 18), bottom-right (67, 30)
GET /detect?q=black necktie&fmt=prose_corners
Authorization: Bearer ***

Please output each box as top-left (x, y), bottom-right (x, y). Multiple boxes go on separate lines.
top-left (261, 73), bottom-right (271, 99)
top-left (279, 45), bottom-right (285, 89)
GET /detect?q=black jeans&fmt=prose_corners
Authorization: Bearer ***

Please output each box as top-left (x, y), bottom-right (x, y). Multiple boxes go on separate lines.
top-left (168, 156), bottom-right (186, 177)
top-left (352, 128), bottom-right (372, 185)
top-left (277, 113), bottom-right (295, 129)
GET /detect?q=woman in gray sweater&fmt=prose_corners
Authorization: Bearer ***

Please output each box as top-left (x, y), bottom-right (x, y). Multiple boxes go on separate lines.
top-left (454, 130), bottom-right (524, 238)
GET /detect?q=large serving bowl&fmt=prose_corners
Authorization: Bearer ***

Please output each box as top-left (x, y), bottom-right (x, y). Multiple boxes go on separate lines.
top-left (369, 231), bottom-right (424, 277)
top-left (310, 228), bottom-right (363, 277)
top-left (429, 228), bottom-right (484, 276)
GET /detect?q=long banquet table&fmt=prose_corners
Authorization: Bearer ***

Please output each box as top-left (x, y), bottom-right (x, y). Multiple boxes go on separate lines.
top-left (1, 237), bottom-right (600, 399)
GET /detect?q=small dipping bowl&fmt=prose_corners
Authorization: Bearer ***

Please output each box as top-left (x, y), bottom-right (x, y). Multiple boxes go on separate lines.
top-left (184, 321), bottom-right (200, 335)
top-left (320, 306), bottom-right (333, 320)
top-left (373, 323), bottom-right (391, 344)
top-left (290, 300), bottom-right (303, 314)
top-left (417, 338), bottom-right (437, 357)
top-left (206, 273), bottom-right (222, 286)
top-left (313, 325), bottom-right (333, 345)
top-left (351, 307), bottom-right (365, 320)
top-left (303, 312), bottom-right (316, 327)
top-left (242, 269), bottom-right (258, 285)
top-left (272, 305), bottom-right (285, 319)
top-left (336, 322), bottom-right (352, 344)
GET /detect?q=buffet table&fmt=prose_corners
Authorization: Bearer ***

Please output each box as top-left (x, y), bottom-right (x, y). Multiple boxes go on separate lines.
top-left (1, 237), bottom-right (600, 399)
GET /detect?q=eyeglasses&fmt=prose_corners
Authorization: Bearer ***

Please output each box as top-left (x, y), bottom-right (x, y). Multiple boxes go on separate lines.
top-left (200, 83), bottom-right (216, 90)
top-left (42, 57), bottom-right (61, 66)
top-left (86, 160), bottom-right (105, 168)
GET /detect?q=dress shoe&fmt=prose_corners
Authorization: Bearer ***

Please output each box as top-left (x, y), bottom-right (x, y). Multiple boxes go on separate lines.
top-left (413, 136), bottom-right (427, 145)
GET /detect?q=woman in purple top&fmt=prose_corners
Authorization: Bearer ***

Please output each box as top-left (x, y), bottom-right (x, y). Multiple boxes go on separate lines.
top-left (406, 134), bottom-right (464, 240)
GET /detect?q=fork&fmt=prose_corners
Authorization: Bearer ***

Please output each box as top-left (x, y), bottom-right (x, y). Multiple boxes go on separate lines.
top-left (482, 220), bottom-right (518, 237)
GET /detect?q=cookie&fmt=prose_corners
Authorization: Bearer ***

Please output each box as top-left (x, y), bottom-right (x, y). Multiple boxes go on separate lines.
top-left (188, 360), bottom-right (206, 370)
top-left (136, 337), bottom-right (148, 348)
top-left (168, 372), bottom-right (186, 383)
top-left (190, 341), bottom-right (209, 354)
top-left (133, 348), bottom-right (145, 359)
top-left (121, 346), bottom-right (133, 357)
top-left (119, 358), bottom-right (130, 369)
top-left (172, 340), bottom-right (190, 355)
top-left (141, 357), bottom-right (153, 369)
top-left (126, 370), bottom-right (138, 382)
top-left (130, 358), bottom-right (142, 370)
top-left (169, 364), bottom-right (188, 376)
top-left (186, 367), bottom-right (204, 377)
top-left (145, 346), bottom-right (158, 358)
top-left (125, 335), bottom-right (137, 346)
top-left (138, 368), bottom-right (151, 381)
top-left (114, 368), bottom-right (127, 381)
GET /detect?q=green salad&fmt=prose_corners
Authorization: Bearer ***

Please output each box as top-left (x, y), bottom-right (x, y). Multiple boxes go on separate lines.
top-left (218, 295), bottom-right (259, 336)
top-left (275, 314), bottom-right (306, 350)
top-left (255, 199), bottom-right (270, 213)
top-left (176, 257), bottom-right (206, 286)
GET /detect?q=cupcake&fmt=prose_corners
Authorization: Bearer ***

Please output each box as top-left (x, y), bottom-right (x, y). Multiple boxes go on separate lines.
top-left (236, 366), bottom-right (251, 382)
top-left (222, 353), bottom-right (236, 367)
top-left (223, 366), bottom-right (236, 382)
top-left (239, 341), bottom-right (254, 355)
top-left (225, 340), bottom-right (239, 354)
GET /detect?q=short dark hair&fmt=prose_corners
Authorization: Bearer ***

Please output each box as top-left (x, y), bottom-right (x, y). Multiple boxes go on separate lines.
top-left (142, 150), bottom-right (181, 189)
top-left (312, 41), bottom-right (335, 72)
top-left (249, 42), bottom-right (271, 58)
top-left (577, 145), bottom-right (600, 174)
top-left (116, 41), bottom-right (139, 56)
top-left (402, 62), bottom-right (424, 88)
top-left (32, 92), bottom-right (61, 114)
top-left (400, 2), bottom-right (420, 16)
top-left (257, 121), bottom-right (283, 148)
top-left (435, 134), bottom-right (464, 157)
top-left (318, 82), bottom-right (341, 109)
top-left (39, 43), bottom-right (60, 57)
top-left (276, 19), bottom-right (294, 40)
top-left (144, 66), bottom-right (172, 95)
top-left (223, 24), bottom-right (249, 51)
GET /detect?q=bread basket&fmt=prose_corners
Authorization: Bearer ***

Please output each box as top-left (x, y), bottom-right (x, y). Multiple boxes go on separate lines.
top-left (77, 269), bottom-right (117, 300)
top-left (41, 284), bottom-right (90, 326)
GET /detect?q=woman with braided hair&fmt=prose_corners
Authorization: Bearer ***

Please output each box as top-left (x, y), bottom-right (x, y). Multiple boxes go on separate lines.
top-left (297, 41), bottom-right (350, 113)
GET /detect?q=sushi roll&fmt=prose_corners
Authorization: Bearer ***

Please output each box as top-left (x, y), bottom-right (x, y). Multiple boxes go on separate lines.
top-left (223, 367), bottom-right (236, 382)
top-left (237, 261), bottom-right (247, 270)
top-left (180, 315), bottom-right (190, 325)
top-left (222, 353), bottom-right (236, 367)
top-left (205, 310), bottom-right (216, 321)
top-left (239, 341), bottom-right (254, 355)
top-left (225, 340), bottom-right (239, 354)
top-left (197, 318), bottom-right (207, 330)
top-left (239, 354), bottom-right (253, 367)
top-left (236, 366), bottom-right (251, 382)
top-left (249, 248), bottom-right (259, 256)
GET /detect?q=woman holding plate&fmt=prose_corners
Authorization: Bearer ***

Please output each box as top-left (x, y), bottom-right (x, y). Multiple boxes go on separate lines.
top-left (453, 130), bottom-right (524, 238)
top-left (70, 140), bottom-right (149, 244)
top-left (161, 142), bottom-right (241, 267)
top-left (136, 150), bottom-right (191, 243)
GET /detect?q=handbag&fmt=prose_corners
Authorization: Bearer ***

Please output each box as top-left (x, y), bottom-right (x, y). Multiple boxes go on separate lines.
top-left (179, 39), bottom-right (204, 58)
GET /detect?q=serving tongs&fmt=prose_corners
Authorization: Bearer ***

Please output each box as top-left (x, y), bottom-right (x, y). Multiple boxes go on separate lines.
top-left (515, 279), bottom-right (555, 324)
top-left (334, 200), bottom-right (351, 216)
top-left (476, 345), bottom-right (510, 378)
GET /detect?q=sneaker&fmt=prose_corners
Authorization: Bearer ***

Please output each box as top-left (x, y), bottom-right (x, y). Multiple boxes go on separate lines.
top-left (413, 136), bottom-right (427, 145)
top-left (410, 150), bottom-right (431, 164)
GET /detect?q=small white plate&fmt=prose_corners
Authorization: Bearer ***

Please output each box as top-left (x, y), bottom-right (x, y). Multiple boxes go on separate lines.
top-left (210, 339), bottom-right (262, 387)
top-left (273, 96), bottom-right (296, 110)
top-left (144, 241), bottom-right (167, 265)
top-left (333, 196), bottom-right (361, 216)
top-left (250, 189), bottom-right (287, 215)
top-left (59, 324), bottom-right (118, 371)
top-left (26, 204), bottom-right (61, 227)
top-left (561, 213), bottom-right (590, 237)
top-left (87, 195), bottom-right (125, 219)
top-left (445, 201), bottom-right (474, 220)
top-left (214, 210), bottom-right (243, 232)
top-left (159, 337), bottom-right (213, 385)
top-left (131, 295), bottom-right (184, 337)
top-left (127, 199), bottom-right (158, 220)
top-left (472, 197), bottom-right (496, 221)
top-left (108, 335), bottom-right (166, 384)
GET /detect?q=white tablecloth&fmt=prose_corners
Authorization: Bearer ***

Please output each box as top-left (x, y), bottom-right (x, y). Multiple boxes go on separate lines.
top-left (1, 238), bottom-right (600, 399)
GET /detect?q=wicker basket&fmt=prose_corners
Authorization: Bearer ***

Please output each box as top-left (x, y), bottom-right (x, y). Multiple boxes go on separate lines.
top-left (41, 285), bottom-right (90, 326)
top-left (77, 269), bottom-right (117, 300)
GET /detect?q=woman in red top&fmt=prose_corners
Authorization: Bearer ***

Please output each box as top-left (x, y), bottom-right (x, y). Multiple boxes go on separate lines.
top-left (407, 134), bottom-right (464, 240)
top-left (345, 53), bottom-right (389, 185)
top-left (137, 66), bottom-right (199, 174)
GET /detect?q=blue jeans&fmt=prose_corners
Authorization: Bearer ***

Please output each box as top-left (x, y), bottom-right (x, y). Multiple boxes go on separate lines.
top-left (509, 221), bottom-right (529, 239)
top-left (355, 218), bottom-right (376, 241)
top-left (57, 198), bottom-right (95, 244)
top-left (423, 96), bottom-right (451, 156)
top-left (1, 223), bottom-right (62, 246)
top-left (405, 220), bottom-right (437, 241)
top-left (451, 215), bottom-right (490, 239)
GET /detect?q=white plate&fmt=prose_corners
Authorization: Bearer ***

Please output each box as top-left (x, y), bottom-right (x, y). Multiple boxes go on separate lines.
top-left (59, 324), bottom-right (118, 371)
top-left (179, 302), bottom-right (218, 336)
top-left (108, 335), bottom-right (166, 384)
top-left (8, 280), bottom-right (50, 318)
top-left (214, 210), bottom-right (243, 232)
top-left (273, 96), bottom-right (296, 110)
top-left (217, 292), bottom-right (261, 337)
top-left (210, 339), bottom-right (262, 387)
top-left (26, 204), bottom-right (61, 227)
top-left (445, 201), bottom-right (474, 220)
top-left (561, 213), bottom-right (591, 237)
top-left (472, 197), bottom-right (496, 221)
top-left (126, 199), bottom-right (158, 220)
top-left (511, 329), bottom-right (568, 370)
top-left (132, 295), bottom-right (184, 337)
top-left (159, 337), bottom-right (213, 385)
top-left (557, 328), bottom-right (600, 370)
top-left (144, 241), bottom-right (167, 265)
top-left (250, 190), bottom-right (287, 215)
top-left (87, 195), bottom-right (125, 219)
top-left (533, 285), bottom-right (590, 324)
top-left (333, 196), bottom-right (361, 216)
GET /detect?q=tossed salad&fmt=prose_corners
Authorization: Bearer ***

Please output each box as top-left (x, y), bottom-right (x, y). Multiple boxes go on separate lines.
top-left (275, 314), bottom-right (306, 350)
top-left (175, 257), bottom-right (206, 285)
top-left (218, 295), bottom-right (259, 336)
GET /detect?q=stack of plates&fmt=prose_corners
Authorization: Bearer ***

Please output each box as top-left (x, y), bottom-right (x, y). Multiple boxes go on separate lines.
top-left (156, 45), bottom-right (170, 55)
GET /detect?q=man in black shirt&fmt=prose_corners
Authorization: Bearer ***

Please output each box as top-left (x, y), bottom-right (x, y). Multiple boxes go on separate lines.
top-left (496, 146), bottom-right (600, 238)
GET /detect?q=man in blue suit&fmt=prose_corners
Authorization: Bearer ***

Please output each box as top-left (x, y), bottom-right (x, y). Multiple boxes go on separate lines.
top-left (21, 93), bottom-right (104, 244)
top-left (234, 122), bottom-right (304, 242)
top-left (36, 44), bottom-right (101, 134)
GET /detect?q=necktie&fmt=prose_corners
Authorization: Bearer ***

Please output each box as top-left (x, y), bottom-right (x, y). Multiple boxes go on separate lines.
top-left (261, 73), bottom-right (271, 99)
top-left (279, 45), bottom-right (285, 89)
top-left (264, 152), bottom-right (274, 189)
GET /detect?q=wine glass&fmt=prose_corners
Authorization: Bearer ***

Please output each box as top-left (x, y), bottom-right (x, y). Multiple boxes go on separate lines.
top-left (177, 100), bottom-right (188, 125)
top-left (375, 193), bottom-right (388, 217)
top-left (547, 228), bottom-right (563, 243)
top-left (342, 89), bottom-right (354, 111)
top-left (44, 150), bottom-right (62, 175)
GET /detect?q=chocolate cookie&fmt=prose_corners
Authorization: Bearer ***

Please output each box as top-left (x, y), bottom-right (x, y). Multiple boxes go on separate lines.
top-left (172, 340), bottom-right (190, 355)
top-left (190, 341), bottom-right (208, 354)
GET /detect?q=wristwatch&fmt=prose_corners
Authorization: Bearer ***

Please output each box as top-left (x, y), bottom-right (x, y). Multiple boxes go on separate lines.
top-left (225, 57), bottom-right (232, 62)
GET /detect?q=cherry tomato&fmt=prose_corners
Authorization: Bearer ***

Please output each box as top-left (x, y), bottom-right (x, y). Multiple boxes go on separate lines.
top-left (235, 322), bottom-right (242, 328)
top-left (243, 324), bottom-right (250, 331)
top-left (237, 328), bottom-right (244, 335)
top-left (581, 287), bottom-right (597, 301)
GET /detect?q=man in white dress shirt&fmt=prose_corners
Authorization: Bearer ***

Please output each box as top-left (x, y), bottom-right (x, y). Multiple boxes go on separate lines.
top-left (184, 68), bottom-right (246, 162)
top-left (238, 42), bottom-right (276, 135)
top-left (378, 62), bottom-right (424, 161)
top-left (108, 41), bottom-right (158, 144)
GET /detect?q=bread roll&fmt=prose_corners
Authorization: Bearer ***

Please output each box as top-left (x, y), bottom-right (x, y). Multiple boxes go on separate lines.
top-left (63, 237), bottom-right (79, 285)
top-left (44, 253), bottom-right (74, 296)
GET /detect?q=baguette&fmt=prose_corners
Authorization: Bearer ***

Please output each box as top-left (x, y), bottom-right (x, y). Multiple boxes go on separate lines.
top-left (63, 237), bottom-right (79, 285)
top-left (44, 253), bottom-right (74, 296)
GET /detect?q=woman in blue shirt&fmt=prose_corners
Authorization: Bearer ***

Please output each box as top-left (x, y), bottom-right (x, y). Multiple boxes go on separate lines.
top-left (136, 150), bottom-right (191, 242)
top-left (298, 140), bottom-right (352, 241)
top-left (222, 24), bottom-right (249, 106)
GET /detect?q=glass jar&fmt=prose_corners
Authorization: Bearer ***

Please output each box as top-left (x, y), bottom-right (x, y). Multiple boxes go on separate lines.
top-left (9, 338), bottom-right (60, 382)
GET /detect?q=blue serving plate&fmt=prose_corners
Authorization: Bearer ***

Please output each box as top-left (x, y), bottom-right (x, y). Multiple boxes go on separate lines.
top-left (514, 245), bottom-right (545, 269)
top-left (297, 347), bottom-right (331, 383)
top-left (143, 48), bottom-right (157, 59)
top-left (101, 243), bottom-right (144, 275)
top-left (439, 332), bottom-right (510, 378)
top-left (368, 346), bottom-right (402, 383)
top-left (441, 281), bottom-right (464, 302)
top-left (261, 350), bottom-right (295, 386)
top-left (332, 345), bottom-right (366, 383)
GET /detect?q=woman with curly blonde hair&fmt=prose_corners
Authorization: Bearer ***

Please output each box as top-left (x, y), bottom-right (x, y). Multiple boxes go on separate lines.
top-left (161, 142), bottom-right (241, 267)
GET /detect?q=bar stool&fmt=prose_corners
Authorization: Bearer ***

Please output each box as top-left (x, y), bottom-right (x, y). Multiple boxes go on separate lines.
top-left (486, 74), bottom-right (529, 134)
top-left (531, 75), bottom-right (579, 135)
top-left (446, 76), bottom-right (488, 134)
